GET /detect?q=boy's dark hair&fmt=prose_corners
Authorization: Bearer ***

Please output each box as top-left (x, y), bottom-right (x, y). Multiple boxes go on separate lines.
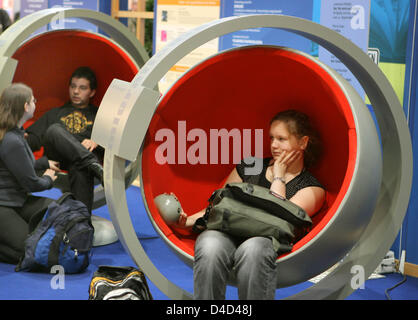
top-left (70, 66), bottom-right (97, 90)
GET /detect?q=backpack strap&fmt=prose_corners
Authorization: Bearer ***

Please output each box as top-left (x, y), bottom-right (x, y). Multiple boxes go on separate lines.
top-left (27, 199), bottom-right (54, 233)
top-left (47, 217), bottom-right (88, 267)
top-left (226, 183), bottom-right (312, 228)
top-left (55, 192), bottom-right (75, 205)
top-left (27, 193), bottom-right (75, 233)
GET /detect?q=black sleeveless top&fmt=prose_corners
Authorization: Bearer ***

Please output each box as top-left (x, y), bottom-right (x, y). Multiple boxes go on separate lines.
top-left (236, 157), bottom-right (324, 199)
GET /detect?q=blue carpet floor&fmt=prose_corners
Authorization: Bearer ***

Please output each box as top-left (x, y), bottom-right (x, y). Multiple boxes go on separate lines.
top-left (0, 186), bottom-right (417, 300)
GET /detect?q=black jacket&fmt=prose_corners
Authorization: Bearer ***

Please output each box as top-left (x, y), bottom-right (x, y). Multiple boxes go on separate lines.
top-left (25, 102), bottom-right (98, 151)
top-left (0, 128), bottom-right (52, 207)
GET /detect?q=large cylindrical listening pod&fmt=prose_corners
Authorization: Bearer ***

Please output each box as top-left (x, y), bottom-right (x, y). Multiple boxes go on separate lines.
top-left (141, 45), bottom-right (382, 288)
top-left (91, 14), bottom-right (413, 300)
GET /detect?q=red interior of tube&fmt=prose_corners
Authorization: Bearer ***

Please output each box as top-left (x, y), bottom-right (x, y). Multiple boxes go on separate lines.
top-left (11, 29), bottom-right (139, 158)
top-left (143, 46), bottom-right (356, 258)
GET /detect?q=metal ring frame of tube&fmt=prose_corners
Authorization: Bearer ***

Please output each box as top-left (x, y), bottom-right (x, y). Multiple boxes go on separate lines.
top-left (141, 43), bottom-right (383, 289)
top-left (0, 8), bottom-right (149, 209)
top-left (93, 14), bottom-right (412, 300)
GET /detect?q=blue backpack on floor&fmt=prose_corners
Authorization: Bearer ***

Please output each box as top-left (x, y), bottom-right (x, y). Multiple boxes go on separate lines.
top-left (16, 193), bottom-right (94, 274)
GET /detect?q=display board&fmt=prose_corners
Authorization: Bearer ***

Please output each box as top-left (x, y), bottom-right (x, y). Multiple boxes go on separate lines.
top-left (48, 0), bottom-right (99, 32)
top-left (153, 0), bottom-right (371, 97)
top-left (218, 1), bottom-right (313, 53)
top-left (319, 0), bottom-right (371, 99)
top-left (21, 0), bottom-right (48, 18)
top-left (154, 0), bottom-right (221, 93)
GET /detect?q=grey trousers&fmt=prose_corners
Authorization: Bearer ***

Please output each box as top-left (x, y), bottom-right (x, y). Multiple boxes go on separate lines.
top-left (193, 230), bottom-right (279, 300)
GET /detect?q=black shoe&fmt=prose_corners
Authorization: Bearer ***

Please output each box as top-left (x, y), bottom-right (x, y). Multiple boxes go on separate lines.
top-left (88, 162), bottom-right (104, 187)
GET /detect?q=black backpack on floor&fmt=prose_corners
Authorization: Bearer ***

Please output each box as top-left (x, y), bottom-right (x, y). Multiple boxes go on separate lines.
top-left (16, 193), bottom-right (94, 274)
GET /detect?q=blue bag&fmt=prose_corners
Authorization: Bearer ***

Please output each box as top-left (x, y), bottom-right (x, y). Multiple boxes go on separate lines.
top-left (16, 193), bottom-right (94, 274)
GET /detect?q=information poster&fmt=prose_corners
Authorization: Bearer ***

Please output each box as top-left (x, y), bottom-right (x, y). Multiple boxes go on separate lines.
top-left (48, 0), bottom-right (99, 33)
top-left (20, 0), bottom-right (48, 35)
top-left (154, 0), bottom-right (317, 94)
top-left (219, 0), bottom-right (314, 54)
top-left (155, 0), bottom-right (221, 93)
top-left (21, 0), bottom-right (48, 18)
top-left (318, 0), bottom-right (371, 100)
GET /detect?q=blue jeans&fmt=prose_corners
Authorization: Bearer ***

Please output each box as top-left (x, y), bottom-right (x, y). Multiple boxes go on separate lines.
top-left (193, 230), bottom-right (278, 300)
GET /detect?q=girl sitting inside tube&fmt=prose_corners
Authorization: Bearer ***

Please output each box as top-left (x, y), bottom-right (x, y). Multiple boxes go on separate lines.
top-left (0, 83), bottom-right (60, 264)
top-left (175, 109), bottom-right (326, 300)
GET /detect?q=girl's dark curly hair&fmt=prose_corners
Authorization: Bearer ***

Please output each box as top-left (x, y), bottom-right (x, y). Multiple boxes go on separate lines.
top-left (270, 109), bottom-right (322, 168)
